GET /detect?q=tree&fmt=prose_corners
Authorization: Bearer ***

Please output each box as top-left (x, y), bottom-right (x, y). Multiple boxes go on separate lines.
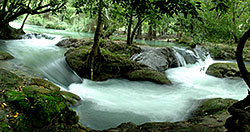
top-left (225, 27), bottom-right (250, 132)
top-left (0, 0), bottom-right (67, 39)
top-left (0, 0), bottom-right (67, 28)
top-left (73, 0), bottom-right (107, 80)
top-left (115, 0), bottom-right (201, 45)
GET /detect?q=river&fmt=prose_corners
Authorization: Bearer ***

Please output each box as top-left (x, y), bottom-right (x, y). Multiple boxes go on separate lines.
top-left (0, 23), bottom-right (248, 130)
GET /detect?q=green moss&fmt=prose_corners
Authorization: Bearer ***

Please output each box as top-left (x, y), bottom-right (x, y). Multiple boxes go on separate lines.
top-left (0, 50), bottom-right (14, 60)
top-left (194, 98), bottom-right (237, 116)
top-left (0, 69), bottom-right (24, 91)
top-left (0, 122), bottom-right (11, 132)
top-left (23, 86), bottom-right (52, 94)
top-left (28, 77), bottom-right (60, 92)
top-left (4, 90), bottom-right (68, 130)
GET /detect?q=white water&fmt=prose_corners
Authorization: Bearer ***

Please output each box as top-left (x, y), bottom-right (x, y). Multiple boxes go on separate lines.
top-left (68, 57), bottom-right (248, 130)
top-left (0, 34), bottom-right (248, 130)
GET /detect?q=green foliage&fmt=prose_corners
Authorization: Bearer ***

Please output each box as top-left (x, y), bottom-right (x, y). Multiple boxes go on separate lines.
top-left (0, 0), bottom-right (67, 28)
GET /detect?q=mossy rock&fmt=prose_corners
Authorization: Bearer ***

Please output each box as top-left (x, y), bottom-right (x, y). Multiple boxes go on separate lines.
top-left (206, 63), bottom-right (250, 78)
top-left (0, 51), bottom-right (14, 60)
top-left (0, 69), bottom-right (24, 91)
top-left (65, 39), bottom-right (171, 84)
top-left (191, 98), bottom-right (237, 117)
top-left (27, 77), bottom-right (60, 92)
top-left (125, 68), bottom-right (172, 85)
top-left (3, 90), bottom-right (82, 131)
top-left (56, 38), bottom-right (92, 48)
top-left (60, 91), bottom-right (81, 106)
top-left (23, 85), bottom-right (52, 94)
top-left (0, 70), bottom-right (88, 132)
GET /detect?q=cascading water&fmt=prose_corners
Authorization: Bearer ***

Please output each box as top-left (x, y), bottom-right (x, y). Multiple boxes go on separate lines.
top-left (0, 36), bottom-right (82, 87)
top-left (0, 26), bottom-right (248, 130)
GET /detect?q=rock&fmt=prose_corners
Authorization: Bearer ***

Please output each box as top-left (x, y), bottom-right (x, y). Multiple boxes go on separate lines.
top-left (56, 38), bottom-right (91, 48)
top-left (131, 46), bottom-right (178, 73)
top-left (206, 63), bottom-right (249, 78)
top-left (0, 25), bottom-right (25, 40)
top-left (191, 98), bottom-right (237, 117)
top-left (0, 69), bottom-right (24, 91)
top-left (125, 68), bottom-right (172, 85)
top-left (225, 95), bottom-right (250, 132)
top-left (65, 40), bottom-right (172, 85)
top-left (0, 69), bottom-right (89, 132)
top-left (0, 50), bottom-right (14, 60)
top-left (27, 77), bottom-right (60, 92)
top-left (60, 91), bottom-right (82, 106)
top-left (22, 33), bottom-right (55, 40)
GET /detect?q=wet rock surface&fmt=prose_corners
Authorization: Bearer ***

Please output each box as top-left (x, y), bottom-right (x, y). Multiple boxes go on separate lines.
top-left (131, 46), bottom-right (178, 73)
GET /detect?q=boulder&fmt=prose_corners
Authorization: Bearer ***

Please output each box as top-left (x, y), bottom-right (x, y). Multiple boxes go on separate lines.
top-left (205, 63), bottom-right (249, 78)
top-left (125, 68), bottom-right (172, 85)
top-left (191, 98), bottom-right (237, 117)
top-left (56, 38), bottom-right (89, 48)
top-left (131, 46), bottom-right (178, 73)
top-left (0, 51), bottom-right (14, 60)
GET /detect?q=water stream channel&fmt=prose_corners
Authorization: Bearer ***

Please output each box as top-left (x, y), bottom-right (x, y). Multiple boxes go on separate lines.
top-left (0, 23), bottom-right (248, 130)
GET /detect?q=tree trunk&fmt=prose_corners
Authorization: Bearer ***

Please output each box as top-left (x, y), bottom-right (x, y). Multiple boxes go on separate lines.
top-left (89, 0), bottom-right (103, 81)
top-left (135, 24), bottom-right (142, 39)
top-left (225, 28), bottom-right (250, 132)
top-left (236, 28), bottom-right (250, 88)
top-left (21, 13), bottom-right (30, 30)
top-left (130, 17), bottom-right (144, 44)
top-left (148, 25), bottom-right (153, 40)
top-left (153, 24), bottom-right (157, 39)
top-left (127, 14), bottom-right (133, 45)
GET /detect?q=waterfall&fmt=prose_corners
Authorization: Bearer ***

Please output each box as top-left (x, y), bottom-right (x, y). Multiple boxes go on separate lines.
top-left (173, 45), bottom-right (209, 67)
top-left (173, 50), bottom-right (187, 67)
